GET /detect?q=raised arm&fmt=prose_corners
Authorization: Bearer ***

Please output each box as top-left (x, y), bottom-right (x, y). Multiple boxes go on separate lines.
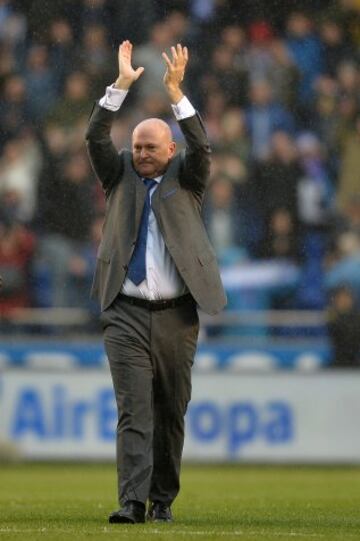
top-left (85, 41), bottom-right (144, 196)
top-left (162, 44), bottom-right (211, 196)
top-left (162, 43), bottom-right (187, 104)
top-left (114, 40), bottom-right (144, 91)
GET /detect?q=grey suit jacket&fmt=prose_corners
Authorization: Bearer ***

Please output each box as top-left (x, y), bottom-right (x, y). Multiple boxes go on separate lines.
top-left (85, 103), bottom-right (227, 315)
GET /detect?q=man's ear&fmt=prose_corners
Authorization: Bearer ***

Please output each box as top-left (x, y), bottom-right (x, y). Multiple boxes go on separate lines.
top-left (168, 141), bottom-right (176, 158)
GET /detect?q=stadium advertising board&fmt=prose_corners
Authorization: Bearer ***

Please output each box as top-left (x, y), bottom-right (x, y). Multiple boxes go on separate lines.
top-left (0, 371), bottom-right (359, 462)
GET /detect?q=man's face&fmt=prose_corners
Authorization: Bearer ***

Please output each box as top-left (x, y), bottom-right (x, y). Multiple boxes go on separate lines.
top-left (132, 120), bottom-right (176, 178)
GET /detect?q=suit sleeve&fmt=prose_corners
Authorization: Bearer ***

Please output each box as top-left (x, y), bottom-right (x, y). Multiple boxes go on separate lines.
top-left (178, 113), bottom-right (211, 198)
top-left (85, 102), bottom-right (124, 198)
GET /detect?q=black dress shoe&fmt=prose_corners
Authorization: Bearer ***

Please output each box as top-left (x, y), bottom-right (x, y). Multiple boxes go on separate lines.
top-left (109, 501), bottom-right (145, 524)
top-left (148, 501), bottom-right (173, 522)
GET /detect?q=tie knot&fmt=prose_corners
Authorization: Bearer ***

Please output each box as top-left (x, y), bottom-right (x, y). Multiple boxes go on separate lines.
top-left (143, 178), bottom-right (157, 190)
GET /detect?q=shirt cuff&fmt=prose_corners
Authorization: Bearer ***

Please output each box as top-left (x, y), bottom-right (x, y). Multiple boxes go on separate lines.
top-left (171, 95), bottom-right (196, 120)
top-left (99, 85), bottom-right (128, 112)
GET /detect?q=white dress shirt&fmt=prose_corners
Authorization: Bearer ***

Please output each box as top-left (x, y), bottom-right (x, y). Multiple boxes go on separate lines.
top-left (99, 85), bottom-right (196, 300)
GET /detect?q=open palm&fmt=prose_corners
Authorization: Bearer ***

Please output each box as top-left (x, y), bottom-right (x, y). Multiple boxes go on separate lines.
top-left (118, 40), bottom-right (144, 84)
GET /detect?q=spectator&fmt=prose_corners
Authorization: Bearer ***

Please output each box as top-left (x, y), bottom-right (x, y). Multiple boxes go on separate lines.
top-left (47, 19), bottom-right (76, 94)
top-left (79, 0), bottom-right (112, 29)
top-left (65, 213), bottom-right (104, 311)
top-left (251, 130), bottom-right (302, 225)
top-left (165, 10), bottom-right (191, 44)
top-left (0, 212), bottom-right (36, 315)
top-left (337, 0), bottom-right (360, 49)
top-left (107, 0), bottom-right (157, 45)
top-left (327, 285), bottom-right (360, 367)
top-left (201, 44), bottom-right (247, 107)
top-left (24, 45), bottom-right (58, 122)
top-left (268, 39), bottom-right (299, 110)
top-left (246, 78), bottom-right (295, 160)
top-left (189, 0), bottom-right (217, 23)
top-left (36, 123), bottom-right (70, 228)
top-left (0, 43), bottom-right (16, 85)
top-left (246, 20), bottom-right (275, 83)
top-left (133, 20), bottom-right (173, 100)
top-left (258, 208), bottom-right (299, 261)
top-left (0, 74), bottom-right (29, 149)
top-left (79, 23), bottom-right (114, 95)
top-left (335, 93), bottom-right (359, 152)
top-left (337, 113), bottom-right (360, 211)
top-left (215, 107), bottom-right (251, 164)
top-left (296, 132), bottom-right (334, 230)
top-left (337, 60), bottom-right (359, 100)
top-left (324, 232), bottom-right (360, 302)
top-left (35, 150), bottom-right (95, 307)
top-left (221, 24), bottom-right (246, 58)
top-left (286, 11), bottom-right (324, 115)
top-left (0, 0), bottom-right (26, 51)
top-left (203, 174), bottom-right (249, 265)
top-left (201, 89), bottom-right (228, 144)
top-left (46, 70), bottom-right (91, 129)
top-left (313, 75), bottom-right (340, 156)
top-left (320, 18), bottom-right (355, 77)
top-left (339, 196), bottom-right (360, 238)
top-left (0, 133), bottom-right (42, 223)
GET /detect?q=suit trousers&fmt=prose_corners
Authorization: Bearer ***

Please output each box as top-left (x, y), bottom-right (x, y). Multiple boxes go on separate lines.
top-left (100, 294), bottom-right (199, 506)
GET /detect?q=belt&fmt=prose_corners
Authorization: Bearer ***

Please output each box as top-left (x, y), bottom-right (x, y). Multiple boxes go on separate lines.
top-left (118, 293), bottom-right (193, 311)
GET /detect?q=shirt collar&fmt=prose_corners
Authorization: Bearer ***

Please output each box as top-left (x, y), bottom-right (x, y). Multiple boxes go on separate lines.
top-left (142, 176), bottom-right (162, 184)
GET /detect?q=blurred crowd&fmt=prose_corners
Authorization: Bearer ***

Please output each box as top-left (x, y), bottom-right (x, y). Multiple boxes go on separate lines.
top-left (0, 0), bottom-right (359, 353)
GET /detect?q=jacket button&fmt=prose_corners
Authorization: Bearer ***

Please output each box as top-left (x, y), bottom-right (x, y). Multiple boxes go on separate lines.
top-left (123, 265), bottom-right (128, 271)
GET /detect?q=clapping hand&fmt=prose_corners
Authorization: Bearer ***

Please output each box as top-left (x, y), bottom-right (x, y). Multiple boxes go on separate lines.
top-left (162, 44), bottom-right (189, 103)
top-left (115, 40), bottom-right (144, 90)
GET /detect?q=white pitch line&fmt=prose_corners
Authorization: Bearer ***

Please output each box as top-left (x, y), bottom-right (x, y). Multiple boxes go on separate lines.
top-left (0, 527), bottom-right (328, 537)
top-left (147, 531), bottom-right (325, 538)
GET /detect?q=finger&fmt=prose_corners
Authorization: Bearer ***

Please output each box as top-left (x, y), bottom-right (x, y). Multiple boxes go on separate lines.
top-left (121, 41), bottom-right (129, 55)
top-left (119, 42), bottom-right (126, 59)
top-left (183, 46), bottom-right (189, 63)
top-left (176, 43), bottom-right (183, 60)
top-left (162, 51), bottom-right (173, 69)
top-left (171, 46), bottom-right (178, 62)
top-left (135, 66), bottom-right (144, 80)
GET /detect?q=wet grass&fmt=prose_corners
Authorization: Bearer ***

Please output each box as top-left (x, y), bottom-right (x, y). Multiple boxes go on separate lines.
top-left (0, 463), bottom-right (359, 540)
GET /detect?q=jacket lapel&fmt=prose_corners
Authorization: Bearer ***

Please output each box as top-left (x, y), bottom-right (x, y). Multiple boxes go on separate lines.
top-left (134, 170), bottom-right (146, 230)
top-left (151, 157), bottom-right (179, 215)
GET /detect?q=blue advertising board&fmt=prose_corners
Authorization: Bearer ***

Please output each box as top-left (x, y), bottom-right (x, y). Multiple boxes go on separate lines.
top-left (1, 371), bottom-right (359, 462)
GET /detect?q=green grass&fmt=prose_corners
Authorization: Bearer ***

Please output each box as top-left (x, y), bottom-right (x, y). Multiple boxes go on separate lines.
top-left (0, 464), bottom-right (360, 540)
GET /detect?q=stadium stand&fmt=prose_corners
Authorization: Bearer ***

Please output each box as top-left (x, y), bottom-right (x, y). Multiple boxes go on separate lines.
top-left (0, 0), bottom-right (359, 366)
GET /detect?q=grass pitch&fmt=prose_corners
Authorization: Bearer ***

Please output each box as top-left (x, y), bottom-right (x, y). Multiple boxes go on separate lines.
top-left (0, 464), bottom-right (359, 540)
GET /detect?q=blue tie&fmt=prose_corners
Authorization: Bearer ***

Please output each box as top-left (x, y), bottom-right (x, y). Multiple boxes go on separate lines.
top-left (127, 178), bottom-right (158, 286)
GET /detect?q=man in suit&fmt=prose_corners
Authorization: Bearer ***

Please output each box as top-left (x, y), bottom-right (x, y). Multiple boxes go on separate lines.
top-left (86, 40), bottom-right (226, 524)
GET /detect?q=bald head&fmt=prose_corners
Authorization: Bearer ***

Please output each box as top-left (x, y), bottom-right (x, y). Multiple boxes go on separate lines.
top-left (132, 117), bottom-right (176, 178)
top-left (133, 118), bottom-right (172, 142)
